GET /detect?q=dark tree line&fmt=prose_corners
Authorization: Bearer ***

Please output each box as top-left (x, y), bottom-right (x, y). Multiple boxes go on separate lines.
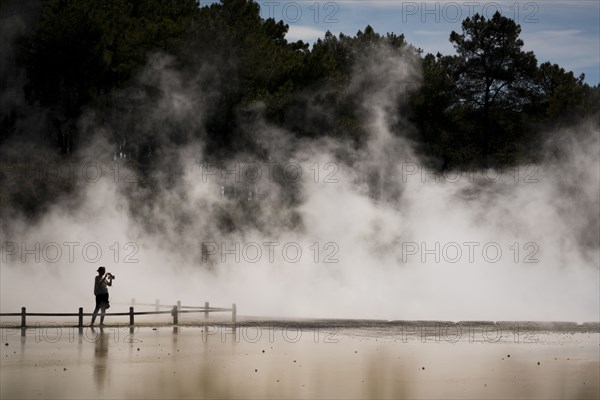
top-left (1, 0), bottom-right (598, 217)
top-left (409, 12), bottom-right (598, 168)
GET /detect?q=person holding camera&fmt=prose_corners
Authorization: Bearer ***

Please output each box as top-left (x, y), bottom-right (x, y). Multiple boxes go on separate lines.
top-left (91, 266), bottom-right (114, 326)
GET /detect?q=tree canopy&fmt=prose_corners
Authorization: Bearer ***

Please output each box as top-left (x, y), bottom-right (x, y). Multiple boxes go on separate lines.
top-left (1, 0), bottom-right (597, 217)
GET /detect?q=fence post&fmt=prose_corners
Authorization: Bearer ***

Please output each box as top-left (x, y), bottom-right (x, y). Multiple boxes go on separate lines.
top-left (177, 300), bottom-right (181, 311)
top-left (129, 307), bottom-right (134, 326)
top-left (78, 307), bottom-right (83, 328)
top-left (232, 303), bottom-right (236, 324)
top-left (21, 307), bottom-right (26, 328)
top-left (204, 302), bottom-right (209, 318)
top-left (172, 306), bottom-right (178, 325)
top-left (155, 299), bottom-right (159, 312)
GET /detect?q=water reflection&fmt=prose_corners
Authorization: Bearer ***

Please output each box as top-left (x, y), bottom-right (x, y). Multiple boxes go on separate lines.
top-left (91, 327), bottom-right (109, 392)
top-left (1, 327), bottom-right (598, 399)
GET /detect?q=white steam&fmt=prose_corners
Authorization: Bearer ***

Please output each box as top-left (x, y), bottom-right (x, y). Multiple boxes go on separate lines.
top-left (1, 46), bottom-right (598, 322)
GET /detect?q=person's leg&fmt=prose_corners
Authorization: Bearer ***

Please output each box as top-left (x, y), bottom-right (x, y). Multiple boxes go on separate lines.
top-left (91, 303), bottom-right (100, 325)
top-left (90, 296), bottom-right (100, 325)
top-left (99, 293), bottom-right (108, 325)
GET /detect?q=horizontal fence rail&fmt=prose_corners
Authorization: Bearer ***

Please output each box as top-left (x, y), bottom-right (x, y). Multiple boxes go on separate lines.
top-left (0, 300), bottom-right (236, 328)
top-left (120, 298), bottom-right (232, 319)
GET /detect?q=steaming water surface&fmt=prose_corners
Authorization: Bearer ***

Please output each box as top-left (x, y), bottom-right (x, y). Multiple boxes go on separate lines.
top-left (1, 325), bottom-right (598, 399)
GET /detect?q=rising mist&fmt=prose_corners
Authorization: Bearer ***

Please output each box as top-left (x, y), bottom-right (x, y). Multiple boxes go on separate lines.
top-left (1, 1), bottom-right (598, 323)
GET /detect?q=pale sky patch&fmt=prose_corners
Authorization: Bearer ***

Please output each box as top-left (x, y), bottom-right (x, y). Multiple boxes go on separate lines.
top-left (286, 25), bottom-right (327, 43)
top-left (413, 30), bottom-right (448, 36)
top-left (522, 29), bottom-right (600, 76)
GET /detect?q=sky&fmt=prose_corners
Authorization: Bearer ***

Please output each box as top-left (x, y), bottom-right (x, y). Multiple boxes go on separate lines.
top-left (225, 0), bottom-right (600, 85)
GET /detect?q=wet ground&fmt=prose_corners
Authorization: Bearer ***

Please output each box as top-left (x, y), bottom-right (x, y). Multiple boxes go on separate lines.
top-left (1, 320), bottom-right (598, 399)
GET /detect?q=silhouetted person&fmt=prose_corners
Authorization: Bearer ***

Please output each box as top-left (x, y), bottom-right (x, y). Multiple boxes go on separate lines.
top-left (91, 266), bottom-right (113, 326)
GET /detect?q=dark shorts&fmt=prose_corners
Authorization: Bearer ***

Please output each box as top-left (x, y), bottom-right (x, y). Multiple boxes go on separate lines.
top-left (95, 293), bottom-right (110, 309)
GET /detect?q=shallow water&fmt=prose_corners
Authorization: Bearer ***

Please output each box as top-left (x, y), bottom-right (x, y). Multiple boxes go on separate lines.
top-left (1, 325), bottom-right (598, 399)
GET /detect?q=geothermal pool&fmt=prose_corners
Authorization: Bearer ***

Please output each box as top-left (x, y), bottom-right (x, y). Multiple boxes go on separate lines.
top-left (1, 321), bottom-right (598, 399)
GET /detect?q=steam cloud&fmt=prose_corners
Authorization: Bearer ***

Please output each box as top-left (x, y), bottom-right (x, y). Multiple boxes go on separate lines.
top-left (1, 8), bottom-right (598, 323)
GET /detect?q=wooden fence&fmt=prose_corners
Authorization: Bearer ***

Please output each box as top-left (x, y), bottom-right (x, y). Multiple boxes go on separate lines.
top-left (0, 299), bottom-right (236, 328)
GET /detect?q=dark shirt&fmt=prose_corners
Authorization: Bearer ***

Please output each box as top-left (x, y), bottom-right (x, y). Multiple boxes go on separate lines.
top-left (94, 275), bottom-right (108, 295)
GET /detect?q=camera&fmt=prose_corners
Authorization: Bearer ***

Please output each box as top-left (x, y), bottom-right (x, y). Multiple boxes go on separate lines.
top-left (107, 273), bottom-right (116, 279)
